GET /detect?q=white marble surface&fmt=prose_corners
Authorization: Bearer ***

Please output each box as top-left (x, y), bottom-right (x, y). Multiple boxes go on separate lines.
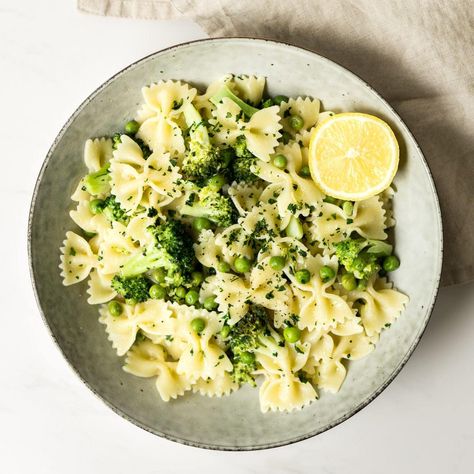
top-left (1, 1), bottom-right (473, 472)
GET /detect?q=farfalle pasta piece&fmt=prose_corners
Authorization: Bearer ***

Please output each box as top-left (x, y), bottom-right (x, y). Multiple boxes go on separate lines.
top-left (215, 224), bottom-right (254, 262)
top-left (125, 215), bottom-right (156, 246)
top-left (59, 231), bottom-right (97, 285)
top-left (86, 269), bottom-right (116, 305)
top-left (69, 199), bottom-right (110, 235)
top-left (123, 340), bottom-right (192, 401)
top-left (352, 278), bottom-right (409, 336)
top-left (84, 137), bottom-right (113, 172)
top-left (228, 181), bottom-right (265, 216)
top-left (232, 75), bottom-right (266, 105)
top-left (279, 97), bottom-right (320, 134)
top-left (193, 229), bottom-right (222, 268)
top-left (192, 372), bottom-right (239, 398)
top-left (110, 135), bottom-right (182, 212)
top-left (209, 97), bottom-right (243, 145)
top-left (255, 334), bottom-right (316, 412)
top-left (193, 74), bottom-right (233, 118)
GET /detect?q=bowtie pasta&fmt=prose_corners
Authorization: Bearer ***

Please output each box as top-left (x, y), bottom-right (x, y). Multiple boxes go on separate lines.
top-left (60, 75), bottom-right (408, 413)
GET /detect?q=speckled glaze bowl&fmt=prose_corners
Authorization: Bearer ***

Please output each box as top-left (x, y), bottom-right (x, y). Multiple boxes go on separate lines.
top-left (28, 38), bottom-right (442, 450)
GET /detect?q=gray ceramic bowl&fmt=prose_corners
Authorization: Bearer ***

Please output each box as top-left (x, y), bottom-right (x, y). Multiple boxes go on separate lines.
top-left (28, 38), bottom-right (442, 450)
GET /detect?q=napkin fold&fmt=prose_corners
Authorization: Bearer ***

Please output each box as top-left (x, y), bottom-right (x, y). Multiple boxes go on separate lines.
top-left (78, 0), bottom-right (474, 287)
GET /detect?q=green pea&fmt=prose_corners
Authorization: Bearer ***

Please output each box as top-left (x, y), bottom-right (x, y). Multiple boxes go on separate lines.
top-left (185, 289), bottom-right (199, 306)
top-left (299, 165), bottom-right (311, 178)
top-left (203, 295), bottom-right (218, 311)
top-left (341, 273), bottom-right (357, 291)
top-left (108, 300), bottom-right (123, 317)
top-left (342, 201), bottom-right (354, 216)
top-left (89, 199), bottom-right (104, 215)
top-left (357, 279), bottom-right (368, 290)
top-left (295, 269), bottom-right (311, 284)
top-left (124, 120), bottom-right (140, 135)
top-left (207, 174), bottom-right (226, 192)
top-left (190, 317), bottom-right (206, 334)
top-left (217, 261), bottom-right (231, 273)
top-left (285, 216), bottom-right (304, 239)
top-left (149, 284), bottom-right (166, 299)
top-left (269, 255), bottom-right (286, 271)
top-left (289, 115), bottom-right (304, 131)
top-left (272, 154), bottom-right (287, 169)
top-left (273, 95), bottom-right (289, 105)
top-left (175, 286), bottom-right (187, 299)
top-left (283, 326), bottom-right (301, 343)
top-left (319, 265), bottom-right (336, 282)
top-left (191, 271), bottom-right (204, 287)
top-left (220, 325), bottom-right (231, 339)
top-left (383, 255), bottom-right (400, 272)
top-left (240, 351), bottom-right (255, 364)
top-left (151, 268), bottom-right (166, 283)
top-left (193, 216), bottom-right (212, 232)
top-left (234, 256), bottom-right (251, 273)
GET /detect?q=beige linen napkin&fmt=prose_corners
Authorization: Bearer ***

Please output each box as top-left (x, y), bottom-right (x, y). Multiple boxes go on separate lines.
top-left (78, 0), bottom-right (474, 287)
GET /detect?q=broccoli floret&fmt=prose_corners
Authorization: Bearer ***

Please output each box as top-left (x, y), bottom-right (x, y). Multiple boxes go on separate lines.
top-left (181, 103), bottom-right (231, 182)
top-left (228, 305), bottom-right (270, 386)
top-left (120, 219), bottom-right (195, 288)
top-left (230, 136), bottom-right (259, 183)
top-left (180, 186), bottom-right (237, 227)
top-left (111, 275), bottom-right (151, 303)
top-left (334, 238), bottom-right (380, 280)
top-left (102, 195), bottom-right (129, 224)
top-left (210, 85), bottom-right (259, 117)
top-left (83, 163), bottom-right (110, 196)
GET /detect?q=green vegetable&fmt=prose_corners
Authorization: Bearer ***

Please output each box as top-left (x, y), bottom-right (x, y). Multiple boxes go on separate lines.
top-left (108, 300), bottom-right (123, 317)
top-left (175, 286), bottom-right (187, 299)
top-left (120, 219), bottom-right (196, 290)
top-left (272, 154), bottom-right (287, 169)
top-left (124, 120), bottom-right (140, 135)
top-left (193, 216), bottom-right (212, 232)
top-left (260, 98), bottom-right (274, 108)
top-left (217, 261), bottom-right (231, 273)
top-left (273, 95), bottom-right (289, 105)
top-left (149, 284), bottom-right (166, 300)
top-left (319, 265), bottom-right (335, 282)
top-left (323, 195), bottom-right (339, 205)
top-left (230, 136), bottom-right (259, 183)
top-left (101, 195), bottom-right (129, 224)
top-left (341, 273), bottom-right (357, 291)
top-left (151, 267), bottom-right (166, 283)
top-left (191, 271), bottom-right (204, 286)
top-left (210, 85), bottom-right (259, 117)
top-left (228, 305), bottom-right (269, 386)
top-left (203, 296), bottom-right (218, 311)
top-left (269, 255), bottom-right (286, 271)
top-left (111, 275), bottom-right (151, 303)
top-left (285, 216), bottom-right (304, 239)
top-left (342, 201), bottom-right (353, 216)
top-left (180, 186), bottom-right (237, 228)
top-left (283, 326), bottom-right (301, 343)
top-left (240, 351), bottom-right (256, 364)
top-left (234, 256), bottom-right (251, 273)
top-left (181, 103), bottom-right (231, 182)
top-left (207, 174), bottom-right (227, 192)
top-left (357, 279), bottom-right (368, 290)
top-left (383, 255), bottom-right (400, 272)
top-left (220, 325), bottom-right (231, 338)
top-left (366, 240), bottom-right (393, 257)
top-left (289, 115), bottom-right (304, 131)
top-left (89, 199), bottom-right (104, 215)
top-left (295, 269), bottom-right (311, 284)
top-left (299, 165), bottom-right (311, 178)
top-left (191, 317), bottom-right (206, 333)
top-left (281, 131), bottom-right (291, 144)
top-left (83, 163), bottom-right (110, 196)
top-left (334, 238), bottom-right (381, 280)
top-left (185, 289), bottom-right (199, 306)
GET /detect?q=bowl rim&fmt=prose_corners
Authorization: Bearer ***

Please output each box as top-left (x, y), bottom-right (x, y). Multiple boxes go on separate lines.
top-left (28, 36), bottom-right (443, 451)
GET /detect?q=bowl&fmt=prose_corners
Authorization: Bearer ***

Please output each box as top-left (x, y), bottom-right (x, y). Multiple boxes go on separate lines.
top-left (28, 37), bottom-right (442, 450)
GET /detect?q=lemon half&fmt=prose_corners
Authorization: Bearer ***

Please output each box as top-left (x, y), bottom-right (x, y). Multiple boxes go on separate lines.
top-left (309, 113), bottom-right (399, 201)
